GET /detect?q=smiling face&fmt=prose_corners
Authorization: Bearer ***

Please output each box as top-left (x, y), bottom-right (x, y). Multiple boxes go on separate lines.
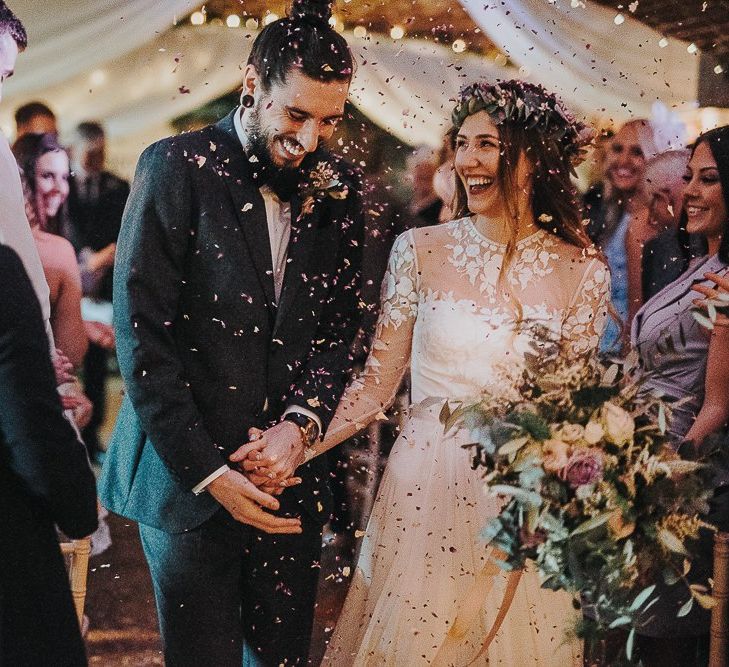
top-left (683, 140), bottom-right (727, 245)
top-left (453, 111), bottom-right (502, 218)
top-left (243, 65), bottom-right (348, 171)
top-left (453, 111), bottom-right (532, 220)
top-left (606, 123), bottom-right (648, 195)
top-left (34, 150), bottom-right (70, 225)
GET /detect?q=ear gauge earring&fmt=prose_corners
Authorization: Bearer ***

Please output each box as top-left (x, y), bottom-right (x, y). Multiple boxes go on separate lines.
top-left (241, 94), bottom-right (254, 108)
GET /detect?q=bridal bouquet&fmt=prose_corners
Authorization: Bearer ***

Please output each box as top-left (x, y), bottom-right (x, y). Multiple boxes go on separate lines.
top-left (441, 339), bottom-right (719, 660)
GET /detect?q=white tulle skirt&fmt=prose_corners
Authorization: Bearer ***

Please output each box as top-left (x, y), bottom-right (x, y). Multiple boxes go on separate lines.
top-left (323, 403), bottom-right (582, 666)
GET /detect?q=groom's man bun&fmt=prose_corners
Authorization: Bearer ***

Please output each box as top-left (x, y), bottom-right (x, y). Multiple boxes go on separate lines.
top-left (0, 1), bottom-right (27, 49)
top-left (247, 0), bottom-right (353, 91)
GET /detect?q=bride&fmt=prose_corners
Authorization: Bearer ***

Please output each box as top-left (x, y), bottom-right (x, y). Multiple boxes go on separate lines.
top-left (250, 80), bottom-right (610, 665)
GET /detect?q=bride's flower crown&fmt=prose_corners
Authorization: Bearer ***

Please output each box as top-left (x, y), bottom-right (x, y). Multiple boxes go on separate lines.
top-left (451, 80), bottom-right (594, 165)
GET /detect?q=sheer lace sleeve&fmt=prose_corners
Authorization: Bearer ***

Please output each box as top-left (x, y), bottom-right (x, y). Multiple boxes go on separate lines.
top-left (306, 230), bottom-right (419, 460)
top-left (561, 257), bottom-right (611, 358)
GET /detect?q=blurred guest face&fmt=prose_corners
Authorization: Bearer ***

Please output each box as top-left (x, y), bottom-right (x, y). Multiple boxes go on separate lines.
top-left (454, 111), bottom-right (502, 218)
top-left (646, 173), bottom-right (686, 231)
top-left (18, 113), bottom-right (57, 137)
top-left (683, 141), bottom-right (726, 242)
top-left (410, 160), bottom-right (437, 200)
top-left (0, 33), bottom-right (19, 105)
top-left (35, 150), bottom-right (70, 221)
top-left (77, 137), bottom-right (105, 174)
top-left (606, 124), bottom-right (646, 194)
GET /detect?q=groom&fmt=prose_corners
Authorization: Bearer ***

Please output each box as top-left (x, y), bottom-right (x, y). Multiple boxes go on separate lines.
top-left (99, 5), bottom-right (363, 665)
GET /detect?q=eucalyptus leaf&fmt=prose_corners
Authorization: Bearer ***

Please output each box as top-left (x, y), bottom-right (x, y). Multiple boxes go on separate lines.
top-left (608, 615), bottom-right (632, 629)
top-left (489, 484), bottom-right (543, 506)
top-left (658, 403), bottom-right (666, 435)
top-left (571, 512), bottom-right (612, 536)
top-left (693, 311), bottom-right (715, 330)
top-left (629, 584), bottom-right (656, 612)
top-left (677, 597), bottom-right (694, 617)
top-left (658, 529), bottom-right (689, 556)
top-left (439, 400), bottom-right (451, 426)
top-left (626, 627), bottom-right (636, 661)
top-left (497, 436), bottom-right (530, 456)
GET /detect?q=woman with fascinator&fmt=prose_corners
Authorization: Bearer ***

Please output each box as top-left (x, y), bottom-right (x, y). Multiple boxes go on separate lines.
top-left (258, 80), bottom-right (609, 664)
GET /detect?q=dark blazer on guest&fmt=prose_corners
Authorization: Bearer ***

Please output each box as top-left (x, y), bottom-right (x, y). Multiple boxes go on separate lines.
top-left (66, 171), bottom-right (129, 300)
top-left (0, 244), bottom-right (98, 667)
top-left (99, 110), bottom-right (364, 534)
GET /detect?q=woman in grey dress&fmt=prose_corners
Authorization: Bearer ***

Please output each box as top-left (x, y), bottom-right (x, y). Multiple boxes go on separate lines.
top-left (629, 125), bottom-right (729, 666)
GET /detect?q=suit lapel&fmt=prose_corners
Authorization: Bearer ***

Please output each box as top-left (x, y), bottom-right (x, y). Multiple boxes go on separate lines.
top-left (212, 112), bottom-right (277, 317)
top-left (273, 195), bottom-right (320, 333)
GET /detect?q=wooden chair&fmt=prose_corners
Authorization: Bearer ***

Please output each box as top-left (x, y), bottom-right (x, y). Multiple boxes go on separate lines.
top-left (60, 537), bottom-right (92, 626)
top-left (710, 532), bottom-right (729, 666)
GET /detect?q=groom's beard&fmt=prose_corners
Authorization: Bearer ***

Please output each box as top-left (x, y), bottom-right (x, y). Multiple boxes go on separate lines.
top-left (245, 103), bottom-right (305, 186)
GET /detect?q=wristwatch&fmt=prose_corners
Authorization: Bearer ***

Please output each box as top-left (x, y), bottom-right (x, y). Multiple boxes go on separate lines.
top-left (283, 412), bottom-right (320, 448)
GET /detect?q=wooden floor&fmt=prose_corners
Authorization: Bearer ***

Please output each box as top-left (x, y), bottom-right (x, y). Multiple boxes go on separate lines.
top-left (85, 374), bottom-right (376, 665)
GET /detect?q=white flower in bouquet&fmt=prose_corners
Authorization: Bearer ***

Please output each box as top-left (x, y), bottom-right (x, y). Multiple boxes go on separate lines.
top-left (601, 402), bottom-right (635, 446)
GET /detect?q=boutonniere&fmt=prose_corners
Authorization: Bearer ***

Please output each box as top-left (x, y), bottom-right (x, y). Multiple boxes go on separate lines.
top-left (297, 161), bottom-right (349, 221)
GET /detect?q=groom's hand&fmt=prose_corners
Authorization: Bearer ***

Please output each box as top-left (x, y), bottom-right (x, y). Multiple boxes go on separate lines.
top-left (230, 422), bottom-right (306, 486)
top-left (206, 469), bottom-right (302, 534)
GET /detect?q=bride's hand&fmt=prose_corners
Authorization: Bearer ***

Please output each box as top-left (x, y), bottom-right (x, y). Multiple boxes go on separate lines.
top-left (229, 428), bottom-right (303, 494)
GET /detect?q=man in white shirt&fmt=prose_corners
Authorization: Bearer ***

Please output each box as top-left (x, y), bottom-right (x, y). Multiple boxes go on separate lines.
top-left (98, 3), bottom-right (364, 665)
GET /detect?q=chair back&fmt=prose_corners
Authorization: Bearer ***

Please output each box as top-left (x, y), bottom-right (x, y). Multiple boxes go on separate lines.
top-left (60, 537), bottom-right (92, 625)
top-left (710, 532), bottom-right (729, 667)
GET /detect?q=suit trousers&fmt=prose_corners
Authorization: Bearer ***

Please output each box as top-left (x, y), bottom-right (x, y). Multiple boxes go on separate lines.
top-left (139, 504), bottom-right (323, 667)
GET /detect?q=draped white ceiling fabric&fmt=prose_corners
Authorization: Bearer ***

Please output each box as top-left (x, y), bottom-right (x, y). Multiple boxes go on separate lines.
top-left (0, 0), bottom-right (702, 174)
top-left (6, 0), bottom-right (197, 98)
top-left (1, 26), bottom-right (516, 147)
top-left (460, 0), bottom-right (699, 119)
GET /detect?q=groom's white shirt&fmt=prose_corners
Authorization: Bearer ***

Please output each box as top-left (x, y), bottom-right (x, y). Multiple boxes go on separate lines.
top-left (192, 108), bottom-right (323, 494)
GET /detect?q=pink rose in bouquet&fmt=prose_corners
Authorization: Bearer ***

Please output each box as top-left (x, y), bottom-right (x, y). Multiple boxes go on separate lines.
top-left (560, 450), bottom-right (604, 489)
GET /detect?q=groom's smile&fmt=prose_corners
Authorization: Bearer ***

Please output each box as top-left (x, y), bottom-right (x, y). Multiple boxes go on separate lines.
top-left (244, 66), bottom-right (348, 169)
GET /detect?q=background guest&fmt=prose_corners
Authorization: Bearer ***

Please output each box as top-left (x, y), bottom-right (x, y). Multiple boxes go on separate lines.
top-left (432, 133), bottom-right (455, 223)
top-left (0, 241), bottom-right (98, 667)
top-left (406, 144), bottom-right (442, 227)
top-left (13, 132), bottom-right (87, 369)
top-left (66, 121), bottom-right (127, 461)
top-left (626, 149), bottom-right (691, 323)
top-left (584, 118), bottom-right (659, 354)
top-left (13, 100), bottom-right (57, 141)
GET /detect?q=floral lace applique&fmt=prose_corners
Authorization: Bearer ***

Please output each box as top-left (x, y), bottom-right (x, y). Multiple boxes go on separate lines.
top-left (562, 259), bottom-right (611, 357)
top-left (445, 219), bottom-right (559, 296)
top-left (378, 230), bottom-right (419, 330)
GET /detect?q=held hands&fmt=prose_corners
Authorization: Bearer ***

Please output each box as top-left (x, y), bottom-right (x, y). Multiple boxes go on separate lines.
top-left (693, 272), bottom-right (729, 328)
top-left (229, 421), bottom-right (306, 494)
top-left (206, 469), bottom-right (302, 534)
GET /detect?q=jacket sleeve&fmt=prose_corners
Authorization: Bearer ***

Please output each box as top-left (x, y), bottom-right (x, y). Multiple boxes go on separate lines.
top-left (113, 141), bottom-right (227, 490)
top-left (0, 246), bottom-right (97, 539)
top-left (286, 167), bottom-right (366, 432)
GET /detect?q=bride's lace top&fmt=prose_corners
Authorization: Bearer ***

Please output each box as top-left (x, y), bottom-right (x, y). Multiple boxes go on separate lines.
top-left (322, 217), bottom-right (610, 448)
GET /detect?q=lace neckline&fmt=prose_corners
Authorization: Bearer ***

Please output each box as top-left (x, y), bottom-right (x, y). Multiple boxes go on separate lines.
top-left (465, 217), bottom-right (545, 248)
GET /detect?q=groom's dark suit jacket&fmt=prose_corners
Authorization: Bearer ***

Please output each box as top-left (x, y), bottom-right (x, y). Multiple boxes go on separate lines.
top-left (99, 111), bottom-right (364, 532)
